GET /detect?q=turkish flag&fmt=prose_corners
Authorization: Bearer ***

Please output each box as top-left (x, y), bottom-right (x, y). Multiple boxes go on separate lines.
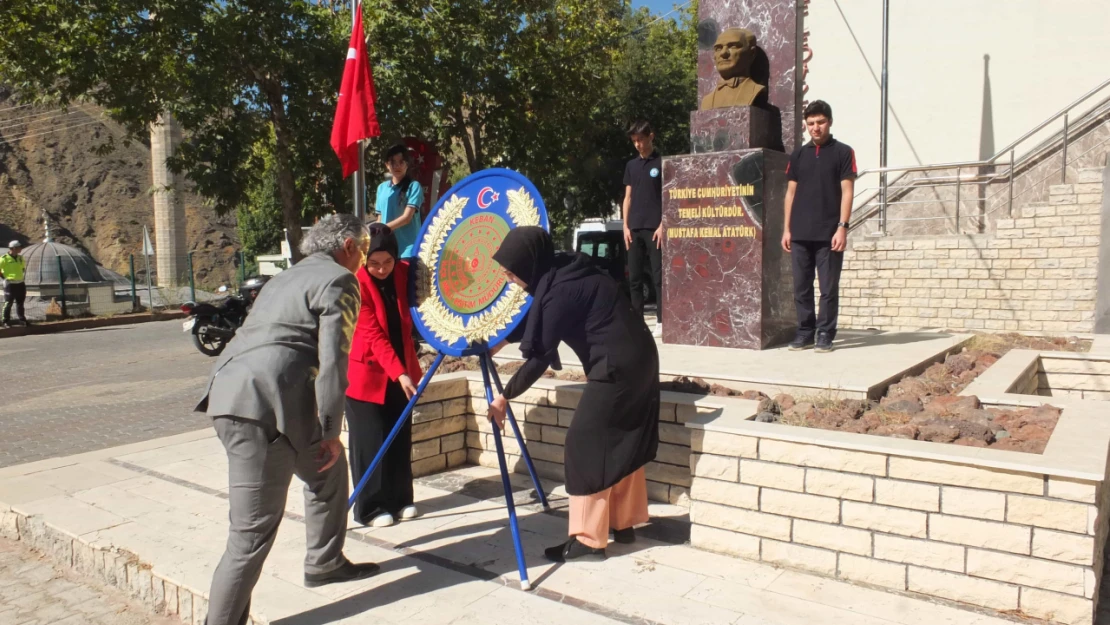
top-left (330, 3), bottom-right (380, 178)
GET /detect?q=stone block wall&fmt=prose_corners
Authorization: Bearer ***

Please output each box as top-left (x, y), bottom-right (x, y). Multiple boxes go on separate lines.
top-left (343, 374), bottom-right (470, 478)
top-left (687, 429), bottom-right (1110, 625)
top-left (1, 507), bottom-right (217, 624)
top-left (1038, 357), bottom-right (1110, 401)
top-left (88, 284), bottom-right (133, 316)
top-left (839, 171), bottom-right (1104, 333)
top-left (465, 381), bottom-right (710, 506)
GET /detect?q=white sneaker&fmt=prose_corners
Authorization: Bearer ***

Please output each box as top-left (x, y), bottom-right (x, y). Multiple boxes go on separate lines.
top-left (652, 323), bottom-right (663, 338)
top-left (370, 512), bottom-right (395, 527)
top-left (399, 505), bottom-right (420, 520)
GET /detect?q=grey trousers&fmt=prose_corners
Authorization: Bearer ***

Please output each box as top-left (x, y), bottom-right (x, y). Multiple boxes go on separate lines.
top-left (207, 416), bottom-right (349, 625)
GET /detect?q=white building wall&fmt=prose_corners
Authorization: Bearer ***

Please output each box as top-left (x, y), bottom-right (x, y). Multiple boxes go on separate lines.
top-left (805, 0), bottom-right (1109, 175)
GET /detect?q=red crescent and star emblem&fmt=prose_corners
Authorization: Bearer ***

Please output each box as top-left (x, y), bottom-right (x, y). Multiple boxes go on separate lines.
top-left (476, 187), bottom-right (500, 209)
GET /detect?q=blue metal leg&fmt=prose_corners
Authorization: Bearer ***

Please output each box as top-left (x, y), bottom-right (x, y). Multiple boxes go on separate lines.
top-left (348, 352), bottom-right (446, 510)
top-left (479, 355), bottom-right (532, 590)
top-left (480, 353), bottom-right (549, 509)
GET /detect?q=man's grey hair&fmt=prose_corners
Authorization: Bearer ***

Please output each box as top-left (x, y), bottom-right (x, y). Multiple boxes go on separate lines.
top-left (299, 213), bottom-right (369, 256)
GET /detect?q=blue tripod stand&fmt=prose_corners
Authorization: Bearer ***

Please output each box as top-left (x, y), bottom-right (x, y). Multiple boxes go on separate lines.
top-left (347, 349), bottom-right (550, 590)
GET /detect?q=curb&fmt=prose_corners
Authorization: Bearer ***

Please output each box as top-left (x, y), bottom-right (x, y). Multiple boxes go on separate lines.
top-left (0, 311), bottom-right (186, 339)
top-left (0, 505), bottom-right (265, 625)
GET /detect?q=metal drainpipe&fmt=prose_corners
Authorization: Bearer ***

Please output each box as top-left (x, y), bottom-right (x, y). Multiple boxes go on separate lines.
top-left (878, 0), bottom-right (890, 236)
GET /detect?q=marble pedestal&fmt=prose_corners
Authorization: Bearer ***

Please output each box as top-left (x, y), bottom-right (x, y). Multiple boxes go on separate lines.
top-left (690, 107), bottom-right (774, 154)
top-left (661, 149), bottom-right (794, 350)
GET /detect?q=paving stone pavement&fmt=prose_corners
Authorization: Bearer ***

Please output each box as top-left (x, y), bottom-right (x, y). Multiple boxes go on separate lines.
top-left (0, 536), bottom-right (179, 625)
top-left (0, 321), bottom-right (213, 468)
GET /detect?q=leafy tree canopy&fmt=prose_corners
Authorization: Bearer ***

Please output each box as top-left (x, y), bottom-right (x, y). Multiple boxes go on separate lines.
top-left (0, 0), bottom-right (698, 246)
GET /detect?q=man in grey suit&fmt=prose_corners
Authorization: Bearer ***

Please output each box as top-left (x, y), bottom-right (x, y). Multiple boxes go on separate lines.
top-left (197, 214), bottom-right (375, 625)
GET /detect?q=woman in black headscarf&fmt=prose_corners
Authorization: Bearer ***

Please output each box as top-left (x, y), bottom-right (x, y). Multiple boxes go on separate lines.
top-left (346, 223), bottom-right (424, 527)
top-left (488, 226), bottom-right (660, 562)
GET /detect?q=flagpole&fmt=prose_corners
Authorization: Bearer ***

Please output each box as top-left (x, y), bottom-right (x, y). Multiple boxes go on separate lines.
top-left (351, 0), bottom-right (366, 220)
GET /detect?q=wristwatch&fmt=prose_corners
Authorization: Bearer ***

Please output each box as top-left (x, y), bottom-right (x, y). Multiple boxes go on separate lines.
top-left (837, 221), bottom-right (850, 229)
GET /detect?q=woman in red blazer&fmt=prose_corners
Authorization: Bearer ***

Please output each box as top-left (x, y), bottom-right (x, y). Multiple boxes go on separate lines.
top-left (346, 224), bottom-right (423, 527)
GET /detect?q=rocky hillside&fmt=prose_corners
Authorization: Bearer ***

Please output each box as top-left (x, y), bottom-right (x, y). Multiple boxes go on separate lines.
top-left (0, 88), bottom-right (239, 287)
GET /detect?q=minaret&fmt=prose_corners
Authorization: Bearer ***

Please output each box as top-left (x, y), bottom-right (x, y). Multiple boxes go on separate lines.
top-left (150, 110), bottom-right (187, 286)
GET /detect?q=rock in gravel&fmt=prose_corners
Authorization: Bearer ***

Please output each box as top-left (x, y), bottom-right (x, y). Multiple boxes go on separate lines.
top-left (872, 424), bottom-right (918, 439)
top-left (917, 421), bottom-right (961, 443)
top-left (882, 398), bottom-right (924, 414)
top-left (710, 384), bottom-right (742, 397)
top-left (754, 411), bottom-right (779, 423)
top-left (842, 399), bottom-right (869, 417)
top-left (923, 395), bottom-right (981, 415)
top-left (991, 438), bottom-right (1046, 453)
top-left (757, 398), bottom-right (777, 414)
top-left (950, 419), bottom-right (994, 444)
top-left (975, 353), bottom-right (1000, 369)
top-left (1013, 424), bottom-right (1053, 443)
top-left (945, 353), bottom-right (976, 376)
top-left (953, 437), bottom-right (989, 448)
top-left (774, 394), bottom-right (796, 411)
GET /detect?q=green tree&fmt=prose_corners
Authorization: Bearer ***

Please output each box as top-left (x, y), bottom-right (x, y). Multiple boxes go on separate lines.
top-left (362, 0), bottom-right (627, 236)
top-left (364, 1), bottom-right (697, 240)
top-left (0, 0), bottom-right (352, 259)
top-left (558, 3), bottom-right (698, 234)
top-left (237, 140), bottom-right (285, 259)
top-left (0, 0), bottom-right (699, 246)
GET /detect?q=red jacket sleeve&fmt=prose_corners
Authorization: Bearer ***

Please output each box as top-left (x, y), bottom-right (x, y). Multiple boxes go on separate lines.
top-left (353, 269), bottom-right (408, 381)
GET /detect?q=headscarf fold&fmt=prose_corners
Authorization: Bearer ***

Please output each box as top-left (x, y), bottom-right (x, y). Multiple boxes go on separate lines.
top-left (492, 227), bottom-right (562, 369)
top-left (367, 222), bottom-right (399, 260)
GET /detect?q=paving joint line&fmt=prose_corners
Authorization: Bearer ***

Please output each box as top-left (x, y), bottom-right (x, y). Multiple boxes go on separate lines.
top-left (108, 458), bottom-right (673, 625)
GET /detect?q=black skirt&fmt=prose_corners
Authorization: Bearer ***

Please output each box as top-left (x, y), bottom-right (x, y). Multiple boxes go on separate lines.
top-left (564, 340), bottom-right (660, 496)
top-left (346, 383), bottom-right (414, 523)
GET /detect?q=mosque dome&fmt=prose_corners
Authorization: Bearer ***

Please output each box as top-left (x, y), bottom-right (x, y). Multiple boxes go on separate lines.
top-left (21, 241), bottom-right (106, 286)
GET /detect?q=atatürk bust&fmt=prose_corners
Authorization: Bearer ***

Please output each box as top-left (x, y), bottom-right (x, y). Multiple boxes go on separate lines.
top-left (700, 28), bottom-right (767, 110)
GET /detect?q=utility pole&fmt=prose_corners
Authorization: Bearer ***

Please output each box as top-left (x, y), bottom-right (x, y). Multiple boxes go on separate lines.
top-left (351, 0), bottom-right (366, 220)
top-left (878, 0), bottom-right (890, 235)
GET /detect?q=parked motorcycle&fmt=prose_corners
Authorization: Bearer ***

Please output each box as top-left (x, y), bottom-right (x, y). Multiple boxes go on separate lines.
top-left (181, 275), bottom-right (269, 357)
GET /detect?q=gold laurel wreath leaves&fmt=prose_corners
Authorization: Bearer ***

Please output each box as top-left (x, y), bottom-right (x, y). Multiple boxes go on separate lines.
top-left (464, 282), bottom-right (527, 341)
top-left (506, 187), bottom-right (540, 227)
top-left (416, 184), bottom-right (540, 347)
top-left (415, 194), bottom-right (467, 344)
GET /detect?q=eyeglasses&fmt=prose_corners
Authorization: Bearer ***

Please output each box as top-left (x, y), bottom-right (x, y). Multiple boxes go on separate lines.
top-left (368, 223), bottom-right (391, 235)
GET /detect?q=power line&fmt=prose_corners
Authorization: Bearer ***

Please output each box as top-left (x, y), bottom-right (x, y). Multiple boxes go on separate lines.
top-left (643, 0), bottom-right (695, 30)
top-left (0, 101), bottom-right (37, 114)
top-left (0, 106), bottom-right (95, 131)
top-left (0, 106), bottom-right (69, 126)
top-left (0, 118), bottom-right (107, 144)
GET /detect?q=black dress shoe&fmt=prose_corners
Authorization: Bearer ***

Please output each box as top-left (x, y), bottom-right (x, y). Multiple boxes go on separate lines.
top-left (303, 559), bottom-right (381, 588)
top-left (612, 527), bottom-right (636, 544)
top-left (544, 538), bottom-right (606, 563)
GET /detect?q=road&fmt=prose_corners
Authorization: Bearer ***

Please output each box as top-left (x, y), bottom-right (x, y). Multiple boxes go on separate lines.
top-left (0, 320), bottom-right (214, 468)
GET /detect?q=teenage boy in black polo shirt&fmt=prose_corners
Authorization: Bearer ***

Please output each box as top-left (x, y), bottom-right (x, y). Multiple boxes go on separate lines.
top-left (623, 120), bottom-right (664, 338)
top-left (782, 100), bottom-right (857, 353)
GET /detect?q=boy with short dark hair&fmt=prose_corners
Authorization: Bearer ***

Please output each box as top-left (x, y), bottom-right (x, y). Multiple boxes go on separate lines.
top-left (782, 100), bottom-right (856, 353)
top-left (374, 144), bottom-right (424, 259)
top-left (623, 120), bottom-right (664, 338)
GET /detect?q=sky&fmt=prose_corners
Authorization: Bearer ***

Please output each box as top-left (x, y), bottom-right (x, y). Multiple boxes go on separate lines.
top-left (631, 0), bottom-right (685, 16)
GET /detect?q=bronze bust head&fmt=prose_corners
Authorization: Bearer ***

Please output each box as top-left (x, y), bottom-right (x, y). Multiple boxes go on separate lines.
top-left (700, 28), bottom-right (767, 110)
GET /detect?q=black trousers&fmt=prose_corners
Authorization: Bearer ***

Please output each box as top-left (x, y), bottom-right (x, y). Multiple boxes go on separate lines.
top-left (627, 228), bottom-right (662, 323)
top-left (346, 385), bottom-right (414, 524)
top-left (790, 240), bottom-right (844, 339)
top-left (2, 282), bottom-right (26, 323)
